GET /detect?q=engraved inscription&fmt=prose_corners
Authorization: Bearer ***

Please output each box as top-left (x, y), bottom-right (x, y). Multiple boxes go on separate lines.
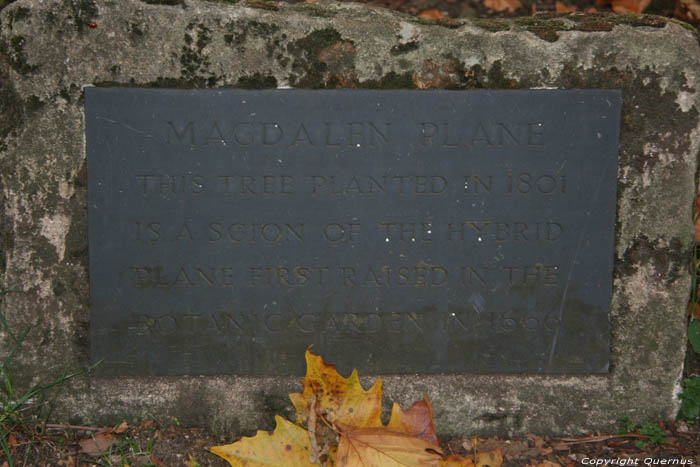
top-left (87, 89), bottom-right (620, 375)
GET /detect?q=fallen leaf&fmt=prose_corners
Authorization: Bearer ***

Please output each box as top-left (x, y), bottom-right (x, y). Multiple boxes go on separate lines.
top-left (527, 434), bottom-right (545, 449)
top-left (210, 416), bottom-right (315, 467)
top-left (114, 421), bottom-right (128, 434)
top-left (688, 300), bottom-right (700, 318)
top-left (501, 441), bottom-right (529, 458)
top-left (418, 8), bottom-right (447, 19)
top-left (290, 348), bottom-right (383, 428)
top-left (474, 449), bottom-right (503, 466)
top-left (7, 433), bottom-right (16, 447)
top-left (336, 424), bottom-right (444, 467)
top-left (58, 456), bottom-right (78, 467)
top-left (462, 439), bottom-right (473, 452)
top-left (474, 438), bottom-right (505, 452)
top-left (585, 6), bottom-right (598, 11)
top-left (439, 449), bottom-right (503, 466)
top-left (555, 1), bottom-right (577, 11)
top-left (597, 0), bottom-right (650, 13)
top-left (441, 455), bottom-right (475, 466)
top-left (484, 0), bottom-right (522, 12)
top-left (676, 0), bottom-right (700, 24)
top-left (79, 432), bottom-right (116, 457)
top-left (387, 397), bottom-right (440, 447)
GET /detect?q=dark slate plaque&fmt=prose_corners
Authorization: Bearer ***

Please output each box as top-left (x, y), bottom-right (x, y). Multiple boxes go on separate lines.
top-left (86, 88), bottom-right (621, 376)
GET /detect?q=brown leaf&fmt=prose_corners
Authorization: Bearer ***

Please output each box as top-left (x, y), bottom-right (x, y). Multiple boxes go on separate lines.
top-left (418, 8), bottom-right (447, 18)
top-left (527, 461), bottom-right (561, 467)
top-left (79, 432), bottom-right (116, 457)
top-left (677, 0), bottom-right (700, 25)
top-left (688, 303), bottom-right (700, 319)
top-left (289, 348), bottom-right (383, 428)
top-left (7, 433), bottom-right (16, 447)
top-left (336, 425), bottom-right (444, 467)
top-left (597, 0), bottom-right (651, 13)
top-left (439, 449), bottom-right (503, 466)
top-left (555, 1), bottom-right (577, 11)
top-left (114, 421), bottom-right (128, 434)
top-left (475, 438), bottom-right (505, 452)
top-left (387, 397), bottom-right (440, 447)
top-left (501, 441), bottom-right (530, 458)
top-left (195, 439), bottom-right (208, 448)
top-left (59, 456), bottom-right (78, 467)
top-left (484, 0), bottom-right (522, 12)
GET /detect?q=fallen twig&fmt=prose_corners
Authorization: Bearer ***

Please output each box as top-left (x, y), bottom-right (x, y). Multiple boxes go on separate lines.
top-left (45, 424), bottom-right (108, 432)
top-left (553, 434), bottom-right (648, 447)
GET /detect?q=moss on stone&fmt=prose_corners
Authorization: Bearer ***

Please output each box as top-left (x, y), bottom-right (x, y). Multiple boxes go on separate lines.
top-left (471, 18), bottom-right (510, 32)
top-left (359, 71), bottom-right (416, 89)
top-left (572, 21), bottom-right (614, 32)
top-left (3, 35), bottom-right (36, 74)
top-left (667, 17), bottom-right (697, 32)
top-left (390, 41), bottom-right (419, 55)
top-left (245, 0), bottom-right (279, 11)
top-left (224, 19), bottom-right (280, 54)
top-left (140, 0), bottom-right (184, 4)
top-left (237, 73), bottom-right (278, 89)
top-left (287, 27), bottom-right (345, 88)
top-left (411, 17), bottom-right (464, 28)
top-left (64, 0), bottom-right (98, 33)
top-left (7, 7), bottom-right (31, 30)
top-left (291, 4), bottom-right (337, 18)
top-left (24, 95), bottom-right (43, 114)
top-left (514, 18), bottom-right (568, 42)
top-left (180, 22), bottom-right (213, 82)
top-left (129, 22), bottom-right (145, 41)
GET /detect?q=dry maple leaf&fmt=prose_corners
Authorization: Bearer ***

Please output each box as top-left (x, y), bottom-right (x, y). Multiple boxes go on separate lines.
top-left (290, 348), bottom-right (383, 428)
top-left (387, 397), bottom-right (440, 447)
top-left (210, 416), bottom-right (315, 467)
top-left (336, 424), bottom-right (444, 467)
top-left (484, 0), bottom-right (522, 13)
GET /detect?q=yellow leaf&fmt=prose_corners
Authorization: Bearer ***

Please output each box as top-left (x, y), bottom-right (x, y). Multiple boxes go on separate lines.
top-left (387, 397), bottom-right (440, 447)
top-left (441, 455), bottom-right (475, 466)
top-left (290, 348), bottom-right (383, 428)
top-left (210, 416), bottom-right (315, 467)
top-left (336, 425), bottom-right (444, 467)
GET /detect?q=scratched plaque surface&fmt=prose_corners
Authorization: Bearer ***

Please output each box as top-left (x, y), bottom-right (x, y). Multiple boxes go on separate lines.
top-left (86, 88), bottom-right (621, 376)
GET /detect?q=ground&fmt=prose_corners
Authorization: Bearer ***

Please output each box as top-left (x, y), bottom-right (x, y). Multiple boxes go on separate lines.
top-left (2, 416), bottom-right (699, 465)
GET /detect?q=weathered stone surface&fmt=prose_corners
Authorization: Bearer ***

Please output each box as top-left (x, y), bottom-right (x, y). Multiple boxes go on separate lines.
top-left (0, 0), bottom-right (698, 436)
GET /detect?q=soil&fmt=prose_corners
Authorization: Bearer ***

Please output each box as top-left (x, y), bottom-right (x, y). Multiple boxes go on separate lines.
top-left (2, 417), bottom-right (699, 466)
